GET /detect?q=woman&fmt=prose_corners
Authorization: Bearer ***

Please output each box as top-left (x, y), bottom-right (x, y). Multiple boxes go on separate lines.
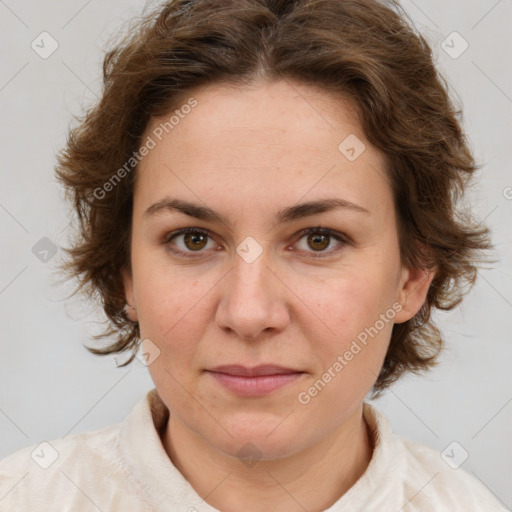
top-left (0, 0), bottom-right (505, 510)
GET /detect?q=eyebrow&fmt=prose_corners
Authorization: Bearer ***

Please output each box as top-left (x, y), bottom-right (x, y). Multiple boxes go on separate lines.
top-left (143, 197), bottom-right (370, 229)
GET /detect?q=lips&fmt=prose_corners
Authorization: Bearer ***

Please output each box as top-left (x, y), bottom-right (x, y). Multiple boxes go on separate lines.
top-left (208, 364), bottom-right (301, 377)
top-left (205, 365), bottom-right (304, 397)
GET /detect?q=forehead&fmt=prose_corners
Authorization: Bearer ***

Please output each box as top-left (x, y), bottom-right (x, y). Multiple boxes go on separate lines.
top-left (146, 79), bottom-right (364, 150)
top-left (134, 79), bottom-right (391, 222)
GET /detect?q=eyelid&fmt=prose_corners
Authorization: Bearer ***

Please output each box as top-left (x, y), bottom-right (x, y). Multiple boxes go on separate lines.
top-left (162, 226), bottom-right (351, 259)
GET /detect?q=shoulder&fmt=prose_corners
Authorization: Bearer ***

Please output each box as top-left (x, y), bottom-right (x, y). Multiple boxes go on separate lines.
top-left (0, 422), bottom-right (144, 510)
top-left (361, 403), bottom-right (507, 512)
top-left (0, 422), bottom-right (119, 474)
top-left (396, 433), bottom-right (506, 511)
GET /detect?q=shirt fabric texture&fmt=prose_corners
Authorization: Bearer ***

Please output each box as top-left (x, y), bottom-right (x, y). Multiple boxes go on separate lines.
top-left (0, 389), bottom-right (506, 511)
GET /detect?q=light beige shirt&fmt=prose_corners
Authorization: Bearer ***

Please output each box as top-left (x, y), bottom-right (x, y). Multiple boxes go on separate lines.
top-left (0, 389), bottom-right (506, 511)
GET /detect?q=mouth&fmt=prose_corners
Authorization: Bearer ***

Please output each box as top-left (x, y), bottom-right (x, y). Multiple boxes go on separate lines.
top-left (205, 365), bottom-right (305, 397)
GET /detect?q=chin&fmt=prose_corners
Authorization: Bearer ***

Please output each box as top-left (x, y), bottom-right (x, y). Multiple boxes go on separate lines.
top-left (205, 413), bottom-right (316, 461)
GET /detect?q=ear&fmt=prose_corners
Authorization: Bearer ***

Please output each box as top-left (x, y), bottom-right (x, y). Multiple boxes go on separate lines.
top-left (393, 265), bottom-right (435, 324)
top-left (121, 265), bottom-right (138, 323)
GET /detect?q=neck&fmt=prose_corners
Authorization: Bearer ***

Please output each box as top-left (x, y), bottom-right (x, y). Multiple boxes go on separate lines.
top-left (162, 404), bottom-right (373, 512)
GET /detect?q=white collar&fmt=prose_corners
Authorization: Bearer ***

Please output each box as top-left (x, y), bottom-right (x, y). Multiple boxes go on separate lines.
top-left (118, 389), bottom-right (404, 511)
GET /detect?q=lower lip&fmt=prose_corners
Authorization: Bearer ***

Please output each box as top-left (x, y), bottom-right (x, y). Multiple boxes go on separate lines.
top-left (207, 371), bottom-right (303, 397)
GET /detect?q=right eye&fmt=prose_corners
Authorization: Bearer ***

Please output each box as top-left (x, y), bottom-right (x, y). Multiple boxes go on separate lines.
top-left (163, 227), bottom-right (220, 258)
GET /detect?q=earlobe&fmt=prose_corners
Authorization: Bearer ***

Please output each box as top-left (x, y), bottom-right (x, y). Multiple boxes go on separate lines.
top-left (394, 266), bottom-right (435, 324)
top-left (121, 266), bottom-right (138, 322)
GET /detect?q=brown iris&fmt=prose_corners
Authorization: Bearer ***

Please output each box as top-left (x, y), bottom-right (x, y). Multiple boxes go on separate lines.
top-left (307, 232), bottom-right (330, 251)
top-left (184, 232), bottom-right (208, 251)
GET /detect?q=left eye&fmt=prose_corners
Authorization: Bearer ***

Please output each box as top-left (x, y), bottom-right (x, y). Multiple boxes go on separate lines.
top-left (294, 228), bottom-right (347, 257)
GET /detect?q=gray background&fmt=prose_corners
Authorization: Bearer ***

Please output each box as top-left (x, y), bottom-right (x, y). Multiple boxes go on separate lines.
top-left (1, 0), bottom-right (511, 508)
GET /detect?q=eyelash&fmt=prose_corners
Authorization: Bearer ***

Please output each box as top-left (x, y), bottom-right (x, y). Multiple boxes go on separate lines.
top-left (162, 226), bottom-right (351, 259)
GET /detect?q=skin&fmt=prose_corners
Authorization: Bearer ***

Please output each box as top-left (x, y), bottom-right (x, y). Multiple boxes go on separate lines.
top-left (122, 78), bottom-right (434, 512)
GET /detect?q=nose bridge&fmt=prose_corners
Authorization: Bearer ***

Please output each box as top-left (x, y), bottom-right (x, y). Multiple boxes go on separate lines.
top-left (215, 241), bottom-right (289, 339)
top-left (230, 243), bottom-right (273, 300)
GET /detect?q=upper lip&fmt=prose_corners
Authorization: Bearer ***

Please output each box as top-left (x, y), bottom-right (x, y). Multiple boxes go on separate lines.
top-left (207, 365), bottom-right (302, 377)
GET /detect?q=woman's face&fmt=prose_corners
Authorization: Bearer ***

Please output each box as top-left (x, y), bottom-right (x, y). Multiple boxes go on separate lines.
top-left (123, 79), bottom-right (431, 459)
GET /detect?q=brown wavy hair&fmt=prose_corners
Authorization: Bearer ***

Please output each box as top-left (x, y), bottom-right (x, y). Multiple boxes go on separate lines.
top-left (55, 0), bottom-right (492, 395)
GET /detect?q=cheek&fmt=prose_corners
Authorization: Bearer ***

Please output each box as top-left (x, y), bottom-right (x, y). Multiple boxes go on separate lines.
top-left (300, 268), bottom-right (392, 338)
top-left (291, 261), bottom-right (398, 387)
top-left (137, 271), bottom-right (212, 405)
top-left (133, 255), bottom-right (223, 367)
top-left (138, 279), bottom-right (202, 348)
top-left (293, 274), bottom-right (396, 420)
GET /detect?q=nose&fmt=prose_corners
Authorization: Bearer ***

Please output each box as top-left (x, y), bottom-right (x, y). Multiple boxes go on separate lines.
top-left (214, 248), bottom-right (290, 341)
